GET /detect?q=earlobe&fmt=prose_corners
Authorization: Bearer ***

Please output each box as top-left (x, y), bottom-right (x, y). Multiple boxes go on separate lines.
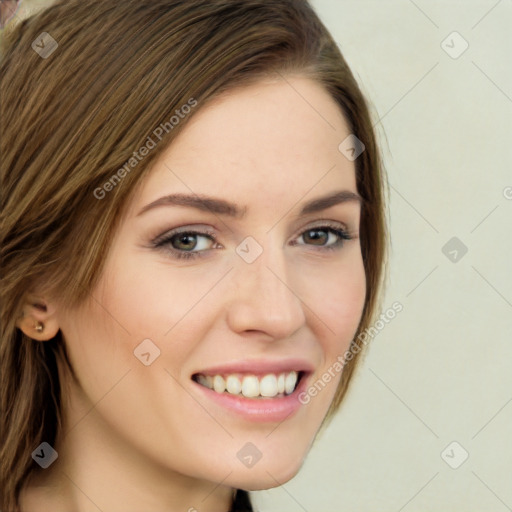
top-left (16, 296), bottom-right (60, 341)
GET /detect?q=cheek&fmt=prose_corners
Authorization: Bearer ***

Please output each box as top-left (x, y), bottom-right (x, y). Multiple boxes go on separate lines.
top-left (307, 255), bottom-right (366, 352)
top-left (103, 247), bottom-right (221, 328)
top-left (97, 257), bottom-right (168, 335)
top-left (57, 305), bottom-right (130, 412)
top-left (295, 260), bottom-right (365, 418)
top-left (94, 256), bottom-right (226, 378)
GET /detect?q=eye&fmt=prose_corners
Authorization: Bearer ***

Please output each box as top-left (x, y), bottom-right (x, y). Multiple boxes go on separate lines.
top-left (293, 222), bottom-right (353, 252)
top-left (152, 228), bottom-right (218, 260)
top-left (152, 222), bottom-right (355, 261)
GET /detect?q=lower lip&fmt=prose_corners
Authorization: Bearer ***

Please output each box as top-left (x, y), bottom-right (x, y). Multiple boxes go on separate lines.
top-left (192, 374), bottom-right (309, 423)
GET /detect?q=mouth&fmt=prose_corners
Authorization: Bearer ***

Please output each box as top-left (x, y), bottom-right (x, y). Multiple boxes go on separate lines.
top-left (192, 370), bottom-right (305, 399)
top-left (190, 361), bottom-right (313, 423)
top-left (192, 370), bottom-right (312, 427)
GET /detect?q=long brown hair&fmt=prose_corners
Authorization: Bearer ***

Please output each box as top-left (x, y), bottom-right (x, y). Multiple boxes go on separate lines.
top-left (0, 1), bottom-right (389, 509)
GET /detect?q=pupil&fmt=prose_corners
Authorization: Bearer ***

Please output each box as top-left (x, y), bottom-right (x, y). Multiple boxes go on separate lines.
top-left (176, 234), bottom-right (196, 250)
top-left (306, 229), bottom-right (326, 245)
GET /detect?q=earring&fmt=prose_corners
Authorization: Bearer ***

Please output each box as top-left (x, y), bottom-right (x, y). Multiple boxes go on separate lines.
top-left (34, 321), bottom-right (44, 333)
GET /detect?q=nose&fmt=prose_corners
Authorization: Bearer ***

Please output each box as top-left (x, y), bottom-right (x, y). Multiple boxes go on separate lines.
top-left (225, 238), bottom-right (306, 341)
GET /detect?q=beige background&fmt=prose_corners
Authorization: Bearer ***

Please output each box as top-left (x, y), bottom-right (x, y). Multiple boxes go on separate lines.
top-left (3, 1), bottom-right (512, 511)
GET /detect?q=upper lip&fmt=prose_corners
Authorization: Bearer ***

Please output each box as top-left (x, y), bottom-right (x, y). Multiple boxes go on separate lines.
top-left (192, 358), bottom-right (315, 377)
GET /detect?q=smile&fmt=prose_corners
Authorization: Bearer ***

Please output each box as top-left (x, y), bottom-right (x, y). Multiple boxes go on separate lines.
top-left (190, 360), bottom-right (313, 423)
top-left (192, 370), bottom-right (301, 399)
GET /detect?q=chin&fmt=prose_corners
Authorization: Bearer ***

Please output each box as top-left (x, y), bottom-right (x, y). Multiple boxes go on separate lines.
top-left (226, 453), bottom-right (306, 491)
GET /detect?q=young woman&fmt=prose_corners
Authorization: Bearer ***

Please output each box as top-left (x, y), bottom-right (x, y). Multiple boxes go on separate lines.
top-left (0, 1), bottom-right (389, 510)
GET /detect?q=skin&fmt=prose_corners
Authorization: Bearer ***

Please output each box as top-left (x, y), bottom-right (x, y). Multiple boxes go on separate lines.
top-left (17, 75), bottom-right (366, 512)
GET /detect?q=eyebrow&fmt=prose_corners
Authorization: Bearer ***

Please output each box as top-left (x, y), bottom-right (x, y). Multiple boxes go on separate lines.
top-left (136, 190), bottom-right (362, 218)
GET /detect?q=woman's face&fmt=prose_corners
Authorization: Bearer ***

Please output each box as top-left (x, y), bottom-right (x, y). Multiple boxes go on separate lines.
top-left (55, 76), bottom-right (366, 495)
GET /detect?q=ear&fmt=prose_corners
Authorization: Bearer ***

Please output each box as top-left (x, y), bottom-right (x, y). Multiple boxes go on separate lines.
top-left (16, 294), bottom-right (60, 341)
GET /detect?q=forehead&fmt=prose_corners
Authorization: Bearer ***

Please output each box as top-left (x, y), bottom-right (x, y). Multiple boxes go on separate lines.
top-left (132, 76), bottom-right (357, 215)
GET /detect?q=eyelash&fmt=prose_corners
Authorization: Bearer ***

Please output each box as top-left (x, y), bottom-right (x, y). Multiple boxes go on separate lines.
top-left (152, 222), bottom-right (354, 261)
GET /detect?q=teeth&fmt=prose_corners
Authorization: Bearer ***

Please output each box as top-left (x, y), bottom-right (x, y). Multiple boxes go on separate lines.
top-left (259, 374), bottom-right (278, 397)
top-left (213, 375), bottom-right (225, 393)
top-left (285, 371), bottom-right (298, 395)
top-left (195, 371), bottom-right (300, 398)
top-left (196, 374), bottom-right (212, 389)
top-left (277, 373), bottom-right (285, 394)
top-left (241, 375), bottom-right (260, 398)
top-left (226, 375), bottom-right (242, 395)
